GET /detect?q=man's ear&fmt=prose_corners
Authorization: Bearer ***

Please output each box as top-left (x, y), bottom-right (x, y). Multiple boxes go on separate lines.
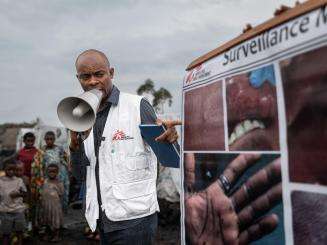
top-left (109, 67), bottom-right (114, 79)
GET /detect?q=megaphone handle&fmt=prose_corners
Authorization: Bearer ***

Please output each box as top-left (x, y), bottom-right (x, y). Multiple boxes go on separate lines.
top-left (77, 132), bottom-right (84, 145)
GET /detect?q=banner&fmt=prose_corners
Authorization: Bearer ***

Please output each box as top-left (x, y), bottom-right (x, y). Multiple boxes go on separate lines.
top-left (181, 3), bottom-right (327, 245)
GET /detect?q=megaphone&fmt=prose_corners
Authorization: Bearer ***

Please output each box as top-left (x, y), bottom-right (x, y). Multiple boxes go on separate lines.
top-left (57, 89), bottom-right (103, 132)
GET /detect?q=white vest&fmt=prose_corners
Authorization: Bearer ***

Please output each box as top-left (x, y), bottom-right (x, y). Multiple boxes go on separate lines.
top-left (83, 92), bottom-right (159, 231)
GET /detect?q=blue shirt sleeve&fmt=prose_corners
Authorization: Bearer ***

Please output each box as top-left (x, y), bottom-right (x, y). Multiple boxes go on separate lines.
top-left (140, 98), bottom-right (157, 124)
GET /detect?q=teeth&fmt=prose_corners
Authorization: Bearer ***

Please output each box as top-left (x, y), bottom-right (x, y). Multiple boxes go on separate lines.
top-left (252, 120), bottom-right (260, 128)
top-left (229, 119), bottom-right (265, 145)
top-left (229, 132), bottom-right (236, 145)
top-left (243, 120), bottom-right (252, 131)
top-left (235, 124), bottom-right (244, 138)
top-left (259, 121), bottom-right (265, 129)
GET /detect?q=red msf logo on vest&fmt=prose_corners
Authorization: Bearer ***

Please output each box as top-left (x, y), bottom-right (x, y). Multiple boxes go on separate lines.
top-left (112, 130), bottom-right (134, 141)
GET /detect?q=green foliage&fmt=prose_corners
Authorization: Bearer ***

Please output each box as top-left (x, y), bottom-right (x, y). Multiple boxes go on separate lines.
top-left (136, 79), bottom-right (173, 113)
top-left (136, 79), bottom-right (155, 95)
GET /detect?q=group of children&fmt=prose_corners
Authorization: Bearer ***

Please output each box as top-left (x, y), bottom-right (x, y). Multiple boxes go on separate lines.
top-left (0, 132), bottom-right (65, 244)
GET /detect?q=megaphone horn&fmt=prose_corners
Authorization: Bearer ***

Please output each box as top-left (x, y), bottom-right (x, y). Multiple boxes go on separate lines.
top-left (57, 89), bottom-right (103, 132)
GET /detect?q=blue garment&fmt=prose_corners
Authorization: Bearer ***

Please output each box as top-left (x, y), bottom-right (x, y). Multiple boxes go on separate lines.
top-left (249, 65), bottom-right (276, 88)
top-left (78, 181), bottom-right (86, 201)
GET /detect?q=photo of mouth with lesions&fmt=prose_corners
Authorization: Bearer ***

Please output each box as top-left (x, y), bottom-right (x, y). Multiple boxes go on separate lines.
top-left (280, 46), bottom-right (327, 186)
top-left (226, 65), bottom-right (280, 151)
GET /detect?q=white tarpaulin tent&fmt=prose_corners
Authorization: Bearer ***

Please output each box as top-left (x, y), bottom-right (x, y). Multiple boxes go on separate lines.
top-left (16, 119), bottom-right (69, 151)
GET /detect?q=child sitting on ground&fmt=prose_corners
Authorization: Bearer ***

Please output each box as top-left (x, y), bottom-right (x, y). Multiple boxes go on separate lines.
top-left (40, 164), bottom-right (64, 242)
top-left (0, 163), bottom-right (27, 245)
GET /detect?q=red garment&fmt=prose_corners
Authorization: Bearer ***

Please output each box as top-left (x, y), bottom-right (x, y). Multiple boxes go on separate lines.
top-left (17, 147), bottom-right (38, 178)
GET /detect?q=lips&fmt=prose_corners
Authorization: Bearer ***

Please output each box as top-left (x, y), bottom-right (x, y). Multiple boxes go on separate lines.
top-left (280, 46), bottom-right (327, 185)
top-left (287, 103), bottom-right (327, 184)
top-left (227, 73), bottom-right (279, 151)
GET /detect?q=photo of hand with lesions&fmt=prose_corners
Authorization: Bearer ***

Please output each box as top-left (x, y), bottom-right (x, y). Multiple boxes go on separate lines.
top-left (184, 81), bottom-right (225, 151)
top-left (280, 46), bottom-right (327, 186)
top-left (226, 65), bottom-right (280, 151)
top-left (183, 153), bottom-right (284, 245)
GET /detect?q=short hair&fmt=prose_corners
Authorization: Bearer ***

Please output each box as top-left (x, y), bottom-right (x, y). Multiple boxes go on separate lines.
top-left (15, 159), bottom-right (23, 165)
top-left (47, 163), bottom-right (59, 171)
top-left (75, 49), bottom-right (110, 68)
top-left (15, 161), bottom-right (24, 169)
top-left (23, 132), bottom-right (35, 141)
top-left (44, 131), bottom-right (55, 138)
top-left (4, 162), bottom-right (16, 170)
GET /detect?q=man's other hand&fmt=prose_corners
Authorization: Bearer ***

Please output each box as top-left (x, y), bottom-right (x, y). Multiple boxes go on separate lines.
top-left (155, 119), bottom-right (182, 143)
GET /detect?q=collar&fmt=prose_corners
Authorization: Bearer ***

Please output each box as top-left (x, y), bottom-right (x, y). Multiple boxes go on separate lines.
top-left (106, 85), bottom-right (120, 106)
top-left (23, 146), bottom-right (36, 151)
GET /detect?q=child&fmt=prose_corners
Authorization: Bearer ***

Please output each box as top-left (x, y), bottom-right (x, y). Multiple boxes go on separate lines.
top-left (15, 161), bottom-right (30, 195)
top-left (17, 132), bottom-right (38, 180)
top-left (0, 163), bottom-right (27, 245)
top-left (15, 162), bottom-right (32, 236)
top-left (40, 164), bottom-right (64, 242)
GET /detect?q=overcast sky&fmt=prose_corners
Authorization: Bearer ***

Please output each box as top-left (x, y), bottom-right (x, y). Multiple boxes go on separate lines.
top-left (0, 0), bottom-right (296, 126)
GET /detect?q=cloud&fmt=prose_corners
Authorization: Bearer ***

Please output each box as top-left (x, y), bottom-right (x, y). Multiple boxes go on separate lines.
top-left (0, 0), bottom-right (296, 125)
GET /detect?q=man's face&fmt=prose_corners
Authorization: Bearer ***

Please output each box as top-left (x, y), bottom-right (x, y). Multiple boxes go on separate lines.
top-left (24, 136), bottom-right (35, 149)
top-left (76, 53), bottom-right (114, 101)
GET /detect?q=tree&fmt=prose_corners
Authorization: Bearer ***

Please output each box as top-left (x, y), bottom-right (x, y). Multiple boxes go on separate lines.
top-left (153, 88), bottom-right (172, 114)
top-left (136, 79), bottom-right (173, 114)
top-left (137, 79), bottom-right (155, 95)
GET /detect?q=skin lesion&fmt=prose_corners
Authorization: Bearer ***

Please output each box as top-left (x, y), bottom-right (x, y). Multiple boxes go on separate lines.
top-left (226, 71), bottom-right (279, 151)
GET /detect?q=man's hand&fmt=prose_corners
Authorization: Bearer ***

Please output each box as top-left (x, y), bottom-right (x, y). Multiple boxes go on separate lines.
top-left (185, 154), bottom-right (282, 245)
top-left (69, 129), bottom-right (91, 151)
top-left (155, 119), bottom-right (182, 143)
top-left (69, 131), bottom-right (80, 151)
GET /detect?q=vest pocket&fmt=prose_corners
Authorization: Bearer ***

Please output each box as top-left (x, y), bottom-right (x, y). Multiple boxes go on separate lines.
top-left (105, 179), bottom-right (156, 221)
top-left (113, 153), bottom-right (152, 183)
top-left (112, 178), bottom-right (155, 199)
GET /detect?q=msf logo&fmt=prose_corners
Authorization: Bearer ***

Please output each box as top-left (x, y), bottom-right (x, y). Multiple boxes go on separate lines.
top-left (185, 64), bottom-right (203, 84)
top-left (112, 130), bottom-right (134, 141)
top-left (184, 64), bottom-right (210, 84)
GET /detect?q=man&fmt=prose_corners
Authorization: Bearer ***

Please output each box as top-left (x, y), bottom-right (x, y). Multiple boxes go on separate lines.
top-left (69, 49), bottom-right (178, 244)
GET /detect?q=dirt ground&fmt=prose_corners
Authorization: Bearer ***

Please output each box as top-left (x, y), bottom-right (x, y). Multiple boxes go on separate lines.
top-left (18, 199), bottom-right (180, 245)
